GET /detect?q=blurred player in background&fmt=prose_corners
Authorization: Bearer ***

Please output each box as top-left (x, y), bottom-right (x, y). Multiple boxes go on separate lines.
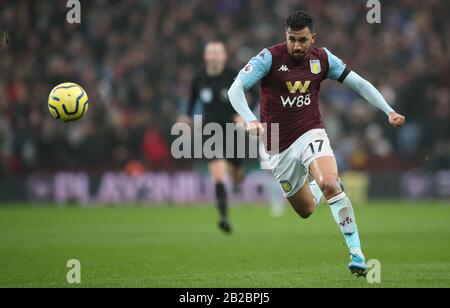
top-left (178, 41), bottom-right (246, 234)
top-left (228, 10), bottom-right (405, 276)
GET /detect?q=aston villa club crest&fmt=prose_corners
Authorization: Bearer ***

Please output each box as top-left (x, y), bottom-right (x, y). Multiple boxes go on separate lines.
top-left (280, 180), bottom-right (292, 193)
top-left (310, 59), bottom-right (321, 75)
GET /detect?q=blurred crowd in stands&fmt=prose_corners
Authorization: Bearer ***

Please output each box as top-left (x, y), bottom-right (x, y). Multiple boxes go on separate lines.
top-left (0, 0), bottom-right (448, 175)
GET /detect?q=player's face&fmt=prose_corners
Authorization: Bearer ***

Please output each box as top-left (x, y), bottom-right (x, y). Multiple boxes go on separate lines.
top-left (286, 27), bottom-right (316, 60)
top-left (204, 42), bottom-right (227, 68)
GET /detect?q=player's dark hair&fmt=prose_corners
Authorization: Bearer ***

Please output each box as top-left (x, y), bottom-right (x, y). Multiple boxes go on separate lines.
top-left (286, 10), bottom-right (314, 31)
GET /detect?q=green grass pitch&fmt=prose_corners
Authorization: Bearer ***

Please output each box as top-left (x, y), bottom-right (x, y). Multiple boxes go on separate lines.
top-left (0, 201), bottom-right (449, 288)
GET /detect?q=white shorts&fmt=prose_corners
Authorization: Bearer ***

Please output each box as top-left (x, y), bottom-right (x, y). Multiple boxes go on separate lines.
top-left (268, 129), bottom-right (334, 198)
top-left (259, 141), bottom-right (271, 170)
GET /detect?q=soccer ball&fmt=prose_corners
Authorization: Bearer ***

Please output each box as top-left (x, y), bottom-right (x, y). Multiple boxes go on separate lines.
top-left (48, 82), bottom-right (89, 122)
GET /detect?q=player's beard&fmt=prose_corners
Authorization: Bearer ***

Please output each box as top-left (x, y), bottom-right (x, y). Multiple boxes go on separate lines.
top-left (289, 48), bottom-right (307, 61)
top-left (290, 51), bottom-right (306, 61)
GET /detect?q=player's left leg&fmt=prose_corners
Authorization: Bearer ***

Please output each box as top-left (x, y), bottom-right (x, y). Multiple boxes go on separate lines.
top-left (309, 156), bottom-right (367, 277)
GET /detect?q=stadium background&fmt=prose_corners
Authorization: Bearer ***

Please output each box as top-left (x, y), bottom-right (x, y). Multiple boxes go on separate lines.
top-left (1, 0), bottom-right (449, 203)
top-left (0, 0), bottom-right (449, 289)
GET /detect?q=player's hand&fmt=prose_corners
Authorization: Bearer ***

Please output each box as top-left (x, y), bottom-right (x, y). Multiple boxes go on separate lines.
top-left (177, 115), bottom-right (192, 125)
top-left (233, 114), bottom-right (245, 124)
top-left (246, 120), bottom-right (265, 137)
top-left (388, 112), bottom-right (406, 128)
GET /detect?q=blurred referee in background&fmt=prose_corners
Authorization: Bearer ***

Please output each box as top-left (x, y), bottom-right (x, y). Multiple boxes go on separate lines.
top-left (178, 41), bottom-right (248, 234)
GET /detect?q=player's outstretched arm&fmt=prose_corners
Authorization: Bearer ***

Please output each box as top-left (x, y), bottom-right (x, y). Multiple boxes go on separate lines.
top-left (342, 71), bottom-right (406, 128)
top-left (228, 48), bottom-right (272, 135)
top-left (388, 111), bottom-right (406, 128)
top-left (228, 79), bottom-right (265, 136)
top-left (228, 79), bottom-right (258, 123)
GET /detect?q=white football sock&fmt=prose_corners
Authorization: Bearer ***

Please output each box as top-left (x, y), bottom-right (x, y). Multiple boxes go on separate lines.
top-left (309, 180), bottom-right (323, 207)
top-left (328, 192), bottom-right (363, 256)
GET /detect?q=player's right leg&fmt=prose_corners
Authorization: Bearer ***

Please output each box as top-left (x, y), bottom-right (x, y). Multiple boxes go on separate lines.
top-left (267, 174), bottom-right (285, 217)
top-left (287, 181), bottom-right (316, 219)
top-left (268, 153), bottom-right (323, 219)
top-left (208, 159), bottom-right (232, 233)
top-left (260, 142), bottom-right (287, 217)
top-left (267, 131), bottom-right (325, 219)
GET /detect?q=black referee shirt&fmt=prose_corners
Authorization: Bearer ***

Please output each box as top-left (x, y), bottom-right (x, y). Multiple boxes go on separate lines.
top-left (187, 67), bottom-right (238, 126)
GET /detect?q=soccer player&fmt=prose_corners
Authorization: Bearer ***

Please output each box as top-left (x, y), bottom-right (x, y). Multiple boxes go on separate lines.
top-left (228, 10), bottom-right (405, 276)
top-left (179, 41), bottom-right (246, 234)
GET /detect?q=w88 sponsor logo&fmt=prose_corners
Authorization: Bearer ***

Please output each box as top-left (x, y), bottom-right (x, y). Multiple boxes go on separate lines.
top-left (281, 94), bottom-right (311, 108)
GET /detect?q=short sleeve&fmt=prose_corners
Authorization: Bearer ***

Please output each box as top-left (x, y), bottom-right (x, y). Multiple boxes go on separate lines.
top-left (237, 49), bottom-right (272, 90)
top-left (324, 47), bottom-right (346, 81)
